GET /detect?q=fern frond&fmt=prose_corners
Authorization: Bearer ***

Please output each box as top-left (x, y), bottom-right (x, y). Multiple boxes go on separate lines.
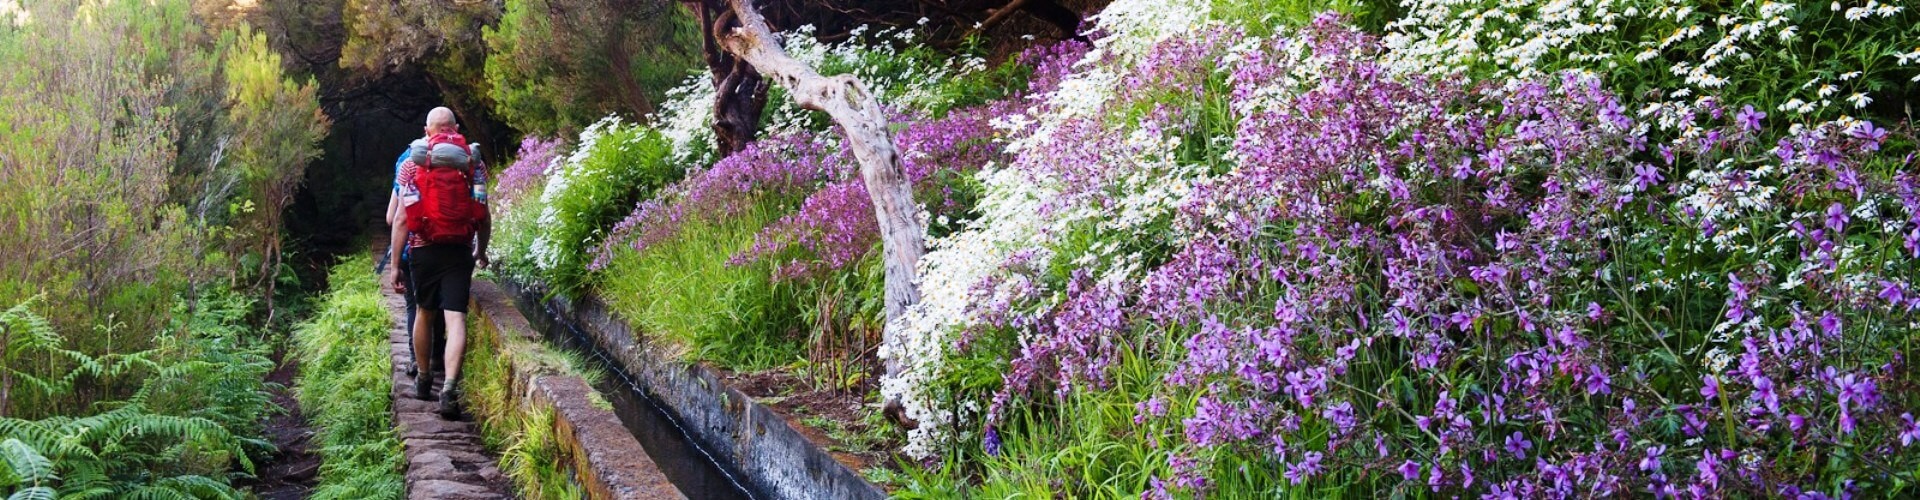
top-left (0, 439), bottom-right (56, 484)
top-left (153, 474), bottom-right (243, 499)
top-left (6, 486), bottom-right (56, 500)
top-left (119, 484), bottom-right (197, 500)
top-left (55, 486), bottom-right (117, 500)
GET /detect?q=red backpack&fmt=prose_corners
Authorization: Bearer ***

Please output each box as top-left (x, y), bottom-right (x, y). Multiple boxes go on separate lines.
top-left (406, 133), bottom-right (484, 245)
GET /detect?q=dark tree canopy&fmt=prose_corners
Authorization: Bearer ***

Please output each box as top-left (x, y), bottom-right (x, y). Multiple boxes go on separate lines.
top-left (485, 0), bottom-right (704, 136)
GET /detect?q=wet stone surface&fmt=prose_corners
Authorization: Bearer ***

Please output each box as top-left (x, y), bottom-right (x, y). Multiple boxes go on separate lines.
top-left (383, 291), bottom-right (512, 500)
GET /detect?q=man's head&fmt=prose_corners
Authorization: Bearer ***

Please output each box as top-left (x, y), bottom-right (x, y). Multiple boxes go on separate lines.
top-left (425, 107), bottom-right (458, 135)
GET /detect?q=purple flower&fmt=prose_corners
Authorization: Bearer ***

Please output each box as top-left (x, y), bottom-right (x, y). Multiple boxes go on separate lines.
top-left (1736, 104), bottom-right (1765, 132)
top-left (1901, 414), bottom-right (1920, 447)
top-left (1849, 121), bottom-right (1889, 149)
top-left (1639, 445), bottom-right (1665, 473)
top-left (1504, 432), bottom-right (1532, 459)
top-left (1879, 281), bottom-right (1908, 307)
top-left (1399, 460), bottom-right (1421, 481)
top-left (1701, 374), bottom-right (1719, 399)
top-left (1697, 450), bottom-right (1721, 489)
top-left (983, 425), bottom-right (1002, 456)
top-left (1583, 365), bottom-right (1612, 395)
top-left (1752, 376), bottom-right (1781, 414)
top-left (1633, 163), bottom-right (1664, 191)
top-left (1826, 203), bottom-right (1850, 233)
top-left (1322, 401), bottom-right (1357, 435)
top-left (1285, 451), bottom-right (1324, 484)
top-left (496, 136), bottom-right (565, 206)
top-left (1143, 476), bottom-right (1172, 500)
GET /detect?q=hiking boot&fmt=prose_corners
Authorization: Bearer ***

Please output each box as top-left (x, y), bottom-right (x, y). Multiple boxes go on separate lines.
top-left (413, 370), bottom-right (433, 400)
top-left (438, 378), bottom-right (462, 420)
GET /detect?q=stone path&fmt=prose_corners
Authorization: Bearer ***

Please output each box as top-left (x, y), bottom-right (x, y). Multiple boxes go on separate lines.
top-left (383, 290), bottom-right (514, 500)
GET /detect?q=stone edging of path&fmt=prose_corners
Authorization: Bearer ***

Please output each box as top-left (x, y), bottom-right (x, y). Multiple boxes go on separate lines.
top-left (468, 280), bottom-right (686, 500)
top-left (503, 280), bottom-right (889, 500)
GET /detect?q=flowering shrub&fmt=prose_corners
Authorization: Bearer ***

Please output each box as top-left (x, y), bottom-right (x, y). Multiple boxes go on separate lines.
top-left (653, 75), bottom-right (719, 167)
top-left (525, 117), bottom-right (682, 292)
top-left (589, 130), bottom-right (843, 271)
top-left (883, 0), bottom-right (1216, 458)
top-left (884, 3), bottom-right (1920, 498)
top-left (491, 1), bottom-right (1920, 495)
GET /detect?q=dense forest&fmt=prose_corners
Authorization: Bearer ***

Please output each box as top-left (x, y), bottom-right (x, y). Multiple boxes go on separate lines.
top-left (6, 0), bottom-right (1920, 498)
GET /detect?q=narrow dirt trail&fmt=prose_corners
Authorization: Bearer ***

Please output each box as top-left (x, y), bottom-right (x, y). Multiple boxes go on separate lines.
top-left (381, 287), bottom-right (513, 499)
top-left (243, 350), bottom-right (321, 499)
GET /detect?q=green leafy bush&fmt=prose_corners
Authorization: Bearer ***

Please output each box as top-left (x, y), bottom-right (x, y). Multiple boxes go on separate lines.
top-left (526, 119), bottom-right (685, 293)
top-left (293, 257), bottom-right (403, 500)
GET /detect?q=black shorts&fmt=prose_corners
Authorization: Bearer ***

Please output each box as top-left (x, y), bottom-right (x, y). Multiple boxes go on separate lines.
top-left (408, 244), bottom-right (474, 313)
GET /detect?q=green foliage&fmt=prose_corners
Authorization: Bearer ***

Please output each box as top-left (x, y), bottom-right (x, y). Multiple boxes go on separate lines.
top-left (0, 0), bottom-right (329, 402)
top-left (0, 0), bottom-right (207, 338)
top-left (219, 22), bottom-right (331, 310)
top-left (491, 192), bottom-right (549, 288)
top-left (909, 38), bottom-right (1034, 119)
top-left (496, 406), bottom-right (585, 500)
top-left (293, 257), bottom-right (403, 500)
top-left (483, 0), bottom-right (701, 136)
top-left (599, 203), bottom-right (807, 370)
top-left (1212, 0), bottom-right (1380, 36)
top-left (532, 123), bottom-right (685, 293)
top-left (0, 293), bottom-right (276, 499)
top-left (338, 0), bottom-right (496, 74)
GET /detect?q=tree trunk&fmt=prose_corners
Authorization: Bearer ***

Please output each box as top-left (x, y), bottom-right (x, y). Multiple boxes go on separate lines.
top-left (713, 0), bottom-right (925, 418)
top-left (696, 0), bottom-right (769, 156)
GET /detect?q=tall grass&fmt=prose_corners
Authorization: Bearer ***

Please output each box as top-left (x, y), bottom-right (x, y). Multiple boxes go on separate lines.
top-left (293, 256), bottom-right (404, 499)
top-left (599, 199), bottom-right (807, 370)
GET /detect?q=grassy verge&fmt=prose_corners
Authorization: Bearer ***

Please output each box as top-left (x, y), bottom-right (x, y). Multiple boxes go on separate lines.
top-left (293, 256), bottom-right (405, 499)
top-left (465, 283), bottom-right (609, 499)
top-left (598, 201), bottom-right (807, 370)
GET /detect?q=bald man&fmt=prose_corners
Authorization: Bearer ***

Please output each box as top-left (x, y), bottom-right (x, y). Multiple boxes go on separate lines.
top-left (385, 107), bottom-right (491, 420)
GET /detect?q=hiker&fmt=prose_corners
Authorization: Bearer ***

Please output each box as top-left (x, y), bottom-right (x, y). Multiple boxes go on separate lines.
top-left (384, 121), bottom-right (449, 380)
top-left (385, 107), bottom-right (491, 420)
